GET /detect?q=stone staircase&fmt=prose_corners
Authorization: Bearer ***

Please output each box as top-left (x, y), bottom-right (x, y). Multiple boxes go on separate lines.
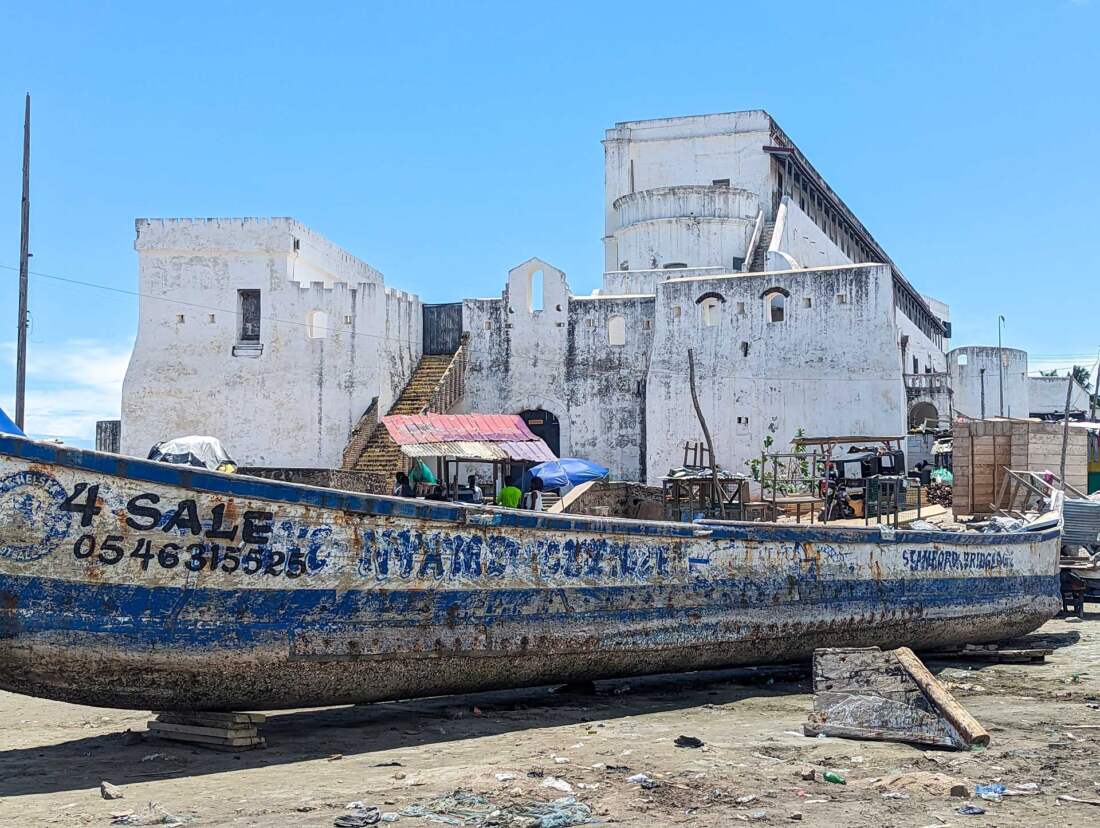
top-left (342, 337), bottom-right (470, 490)
top-left (749, 219), bottom-right (776, 272)
top-left (350, 355), bottom-right (454, 479)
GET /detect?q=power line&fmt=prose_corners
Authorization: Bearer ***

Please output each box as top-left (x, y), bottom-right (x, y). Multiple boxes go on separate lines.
top-left (0, 262), bottom-right (421, 347)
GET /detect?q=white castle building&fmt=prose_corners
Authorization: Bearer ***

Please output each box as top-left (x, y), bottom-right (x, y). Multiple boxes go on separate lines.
top-left (121, 110), bottom-right (958, 485)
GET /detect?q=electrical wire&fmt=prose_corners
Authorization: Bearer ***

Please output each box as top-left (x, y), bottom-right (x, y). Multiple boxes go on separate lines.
top-left (0, 262), bottom-right (421, 346)
top-left (5, 262), bottom-right (1097, 377)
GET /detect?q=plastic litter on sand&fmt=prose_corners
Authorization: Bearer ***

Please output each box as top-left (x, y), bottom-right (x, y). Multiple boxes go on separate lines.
top-left (397, 788), bottom-right (594, 827)
top-left (110, 802), bottom-right (194, 826)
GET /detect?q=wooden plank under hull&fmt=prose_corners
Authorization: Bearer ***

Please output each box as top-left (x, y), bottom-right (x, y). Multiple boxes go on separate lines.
top-left (0, 436), bottom-right (1063, 711)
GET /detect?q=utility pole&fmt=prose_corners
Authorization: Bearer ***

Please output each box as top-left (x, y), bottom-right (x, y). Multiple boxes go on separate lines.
top-left (997, 315), bottom-right (1005, 418)
top-left (1091, 348), bottom-right (1099, 422)
top-left (1059, 374), bottom-right (1073, 492)
top-left (15, 94), bottom-right (30, 429)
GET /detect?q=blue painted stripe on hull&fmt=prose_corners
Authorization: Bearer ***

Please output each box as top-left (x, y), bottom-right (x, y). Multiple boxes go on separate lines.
top-left (0, 435), bottom-right (1061, 547)
top-left (0, 573), bottom-right (1060, 650)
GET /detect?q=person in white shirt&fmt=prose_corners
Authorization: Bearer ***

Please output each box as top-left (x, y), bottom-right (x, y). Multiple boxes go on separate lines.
top-left (467, 474), bottom-right (483, 504)
top-left (522, 476), bottom-right (544, 511)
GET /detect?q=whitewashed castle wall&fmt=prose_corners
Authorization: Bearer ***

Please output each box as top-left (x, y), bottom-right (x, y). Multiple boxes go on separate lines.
top-left (459, 259), bottom-right (652, 481)
top-left (645, 264), bottom-right (905, 482)
top-left (563, 296), bottom-right (653, 480)
top-left (122, 218), bottom-right (421, 468)
top-left (772, 198), bottom-right (851, 270)
top-left (1029, 375), bottom-right (1092, 416)
top-left (947, 346), bottom-right (1029, 419)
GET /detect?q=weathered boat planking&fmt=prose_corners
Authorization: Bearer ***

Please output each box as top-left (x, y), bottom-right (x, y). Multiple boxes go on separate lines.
top-left (0, 435), bottom-right (1061, 712)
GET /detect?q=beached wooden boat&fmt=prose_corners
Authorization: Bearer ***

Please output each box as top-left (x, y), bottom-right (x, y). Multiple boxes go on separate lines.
top-left (0, 435), bottom-right (1061, 711)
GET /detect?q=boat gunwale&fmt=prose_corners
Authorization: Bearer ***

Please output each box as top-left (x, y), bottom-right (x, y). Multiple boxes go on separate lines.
top-left (0, 435), bottom-right (1061, 548)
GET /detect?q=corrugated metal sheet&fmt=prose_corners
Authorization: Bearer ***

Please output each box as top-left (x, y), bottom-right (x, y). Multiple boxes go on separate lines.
top-left (383, 414), bottom-right (541, 445)
top-left (1063, 497), bottom-right (1100, 545)
top-left (398, 440), bottom-right (556, 462)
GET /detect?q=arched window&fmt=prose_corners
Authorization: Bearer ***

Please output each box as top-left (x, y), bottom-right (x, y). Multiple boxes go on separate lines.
top-left (694, 291), bottom-right (726, 327)
top-left (608, 315), bottom-right (626, 347)
top-left (307, 309), bottom-right (329, 339)
top-left (529, 269), bottom-right (544, 312)
top-left (768, 293), bottom-right (785, 322)
top-left (701, 298), bottom-right (720, 327)
top-left (760, 287), bottom-right (789, 323)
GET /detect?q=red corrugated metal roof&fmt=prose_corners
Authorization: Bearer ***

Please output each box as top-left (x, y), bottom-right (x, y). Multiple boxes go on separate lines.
top-left (382, 414), bottom-right (541, 446)
top-left (398, 439), bottom-right (556, 463)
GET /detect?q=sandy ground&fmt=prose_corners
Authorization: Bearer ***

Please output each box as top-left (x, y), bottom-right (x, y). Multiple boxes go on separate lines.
top-left (3, 615), bottom-right (1100, 827)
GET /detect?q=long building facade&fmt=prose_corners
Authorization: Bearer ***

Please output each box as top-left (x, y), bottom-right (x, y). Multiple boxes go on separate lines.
top-left (121, 110), bottom-right (956, 482)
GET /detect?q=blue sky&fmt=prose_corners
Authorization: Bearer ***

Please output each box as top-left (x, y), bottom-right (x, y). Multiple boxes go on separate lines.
top-left (1, 1), bottom-right (1098, 445)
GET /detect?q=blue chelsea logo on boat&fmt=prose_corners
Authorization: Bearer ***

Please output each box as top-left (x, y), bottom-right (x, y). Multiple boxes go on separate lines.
top-left (0, 470), bottom-right (73, 562)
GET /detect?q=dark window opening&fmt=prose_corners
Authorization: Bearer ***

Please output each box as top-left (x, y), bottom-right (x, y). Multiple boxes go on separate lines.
top-left (912, 356), bottom-right (919, 374)
top-left (663, 262), bottom-right (688, 269)
top-left (239, 289), bottom-right (261, 342)
top-left (769, 294), bottom-right (785, 323)
top-left (712, 178), bottom-right (730, 187)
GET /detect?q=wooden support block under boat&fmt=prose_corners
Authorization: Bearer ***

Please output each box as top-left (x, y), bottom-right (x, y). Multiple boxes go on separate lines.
top-left (148, 713), bottom-right (267, 750)
top-left (804, 646), bottom-right (989, 749)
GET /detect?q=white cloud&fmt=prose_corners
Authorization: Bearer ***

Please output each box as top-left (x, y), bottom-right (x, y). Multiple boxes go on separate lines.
top-left (1, 339), bottom-right (133, 445)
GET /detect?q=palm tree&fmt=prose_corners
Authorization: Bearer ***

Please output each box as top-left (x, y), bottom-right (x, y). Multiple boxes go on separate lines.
top-left (1071, 364), bottom-right (1091, 391)
top-left (1039, 369), bottom-right (1059, 377)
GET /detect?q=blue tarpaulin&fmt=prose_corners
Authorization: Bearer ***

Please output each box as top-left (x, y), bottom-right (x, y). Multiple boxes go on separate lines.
top-left (0, 408), bottom-right (23, 436)
top-left (526, 457), bottom-right (609, 490)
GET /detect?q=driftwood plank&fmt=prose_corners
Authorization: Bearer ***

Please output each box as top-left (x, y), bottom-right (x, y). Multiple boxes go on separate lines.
top-left (894, 647), bottom-right (989, 747)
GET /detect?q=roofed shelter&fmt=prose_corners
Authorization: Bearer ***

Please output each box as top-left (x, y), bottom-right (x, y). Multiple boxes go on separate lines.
top-left (381, 414), bottom-right (556, 498)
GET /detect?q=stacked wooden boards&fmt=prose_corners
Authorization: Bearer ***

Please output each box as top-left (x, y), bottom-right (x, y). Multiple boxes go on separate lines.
top-left (952, 419), bottom-right (1088, 515)
top-left (149, 712), bottom-right (266, 750)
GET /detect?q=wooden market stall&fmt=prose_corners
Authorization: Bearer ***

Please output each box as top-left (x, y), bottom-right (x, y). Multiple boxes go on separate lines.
top-left (380, 413), bottom-right (556, 502)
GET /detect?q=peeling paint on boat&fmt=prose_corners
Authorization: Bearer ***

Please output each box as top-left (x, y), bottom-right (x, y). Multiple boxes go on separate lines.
top-left (0, 436), bottom-right (1061, 711)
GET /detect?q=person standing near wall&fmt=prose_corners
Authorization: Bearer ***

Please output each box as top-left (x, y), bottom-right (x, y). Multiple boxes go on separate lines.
top-left (497, 475), bottom-right (522, 508)
top-left (522, 477), bottom-right (545, 511)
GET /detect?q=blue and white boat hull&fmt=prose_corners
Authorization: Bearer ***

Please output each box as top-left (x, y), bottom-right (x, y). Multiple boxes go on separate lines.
top-left (0, 436), bottom-right (1061, 711)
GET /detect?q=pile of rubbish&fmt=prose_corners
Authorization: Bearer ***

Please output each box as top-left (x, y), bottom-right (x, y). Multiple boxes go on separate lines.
top-left (336, 788), bottom-right (596, 827)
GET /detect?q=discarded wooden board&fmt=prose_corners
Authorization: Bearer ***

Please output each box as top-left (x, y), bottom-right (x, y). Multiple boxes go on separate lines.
top-left (804, 646), bottom-right (989, 750)
top-left (923, 644), bottom-right (1052, 663)
top-left (148, 712), bottom-right (267, 750)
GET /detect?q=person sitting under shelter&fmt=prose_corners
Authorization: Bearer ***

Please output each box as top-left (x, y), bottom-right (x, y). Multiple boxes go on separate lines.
top-left (467, 474), bottom-right (483, 504)
top-left (392, 471), bottom-right (414, 498)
